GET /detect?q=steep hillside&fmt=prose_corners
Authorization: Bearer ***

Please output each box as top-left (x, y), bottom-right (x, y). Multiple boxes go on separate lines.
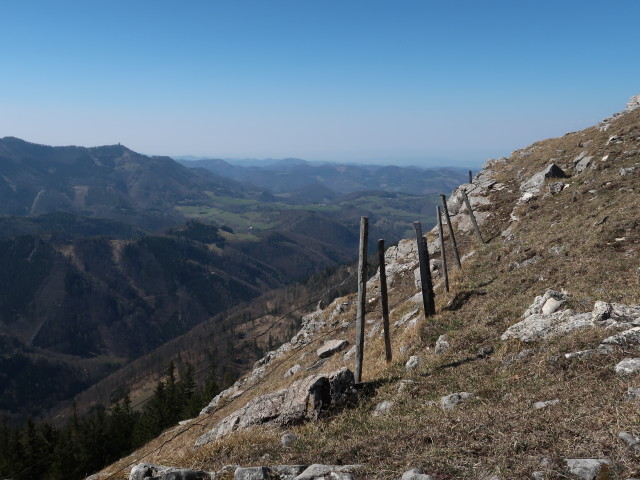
top-left (92, 95), bottom-right (640, 480)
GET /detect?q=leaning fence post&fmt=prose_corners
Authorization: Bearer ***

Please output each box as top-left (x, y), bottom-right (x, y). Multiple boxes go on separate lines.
top-left (436, 206), bottom-right (449, 293)
top-left (378, 239), bottom-right (392, 362)
top-left (355, 216), bottom-right (368, 383)
top-left (461, 190), bottom-right (485, 244)
top-left (439, 194), bottom-right (462, 270)
top-left (414, 221), bottom-right (436, 318)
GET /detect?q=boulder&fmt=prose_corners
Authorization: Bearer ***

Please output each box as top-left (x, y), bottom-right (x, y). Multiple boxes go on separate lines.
top-left (618, 431), bottom-right (640, 452)
top-left (601, 327), bottom-right (640, 347)
top-left (405, 356), bottom-right (421, 371)
top-left (293, 464), bottom-right (361, 480)
top-left (440, 392), bottom-right (474, 410)
top-left (317, 339), bottom-right (349, 359)
top-left (234, 467), bottom-right (272, 480)
top-left (501, 310), bottom-right (594, 343)
top-left (401, 468), bottom-right (434, 480)
top-left (522, 289), bottom-right (568, 318)
top-left (615, 358), bottom-right (640, 375)
top-left (564, 458), bottom-right (611, 480)
top-left (627, 94), bottom-right (640, 112)
top-left (592, 301), bottom-right (640, 325)
top-left (434, 335), bottom-right (450, 354)
top-left (196, 368), bottom-right (356, 446)
top-left (130, 463), bottom-right (211, 480)
top-left (519, 164), bottom-right (567, 201)
top-left (533, 398), bottom-right (559, 410)
top-left (284, 364), bottom-right (302, 378)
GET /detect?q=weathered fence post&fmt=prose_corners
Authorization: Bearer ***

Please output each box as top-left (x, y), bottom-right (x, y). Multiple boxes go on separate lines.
top-left (436, 206), bottom-right (449, 293)
top-left (378, 239), bottom-right (392, 362)
top-left (414, 221), bottom-right (436, 318)
top-left (439, 194), bottom-right (462, 269)
top-left (461, 190), bottom-right (485, 244)
top-left (355, 216), bottom-right (368, 383)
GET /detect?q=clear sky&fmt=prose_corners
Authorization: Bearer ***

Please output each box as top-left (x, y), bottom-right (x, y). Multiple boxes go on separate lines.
top-left (1, 1), bottom-right (639, 167)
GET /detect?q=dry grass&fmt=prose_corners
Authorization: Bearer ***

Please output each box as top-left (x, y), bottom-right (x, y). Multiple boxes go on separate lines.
top-left (98, 109), bottom-right (640, 479)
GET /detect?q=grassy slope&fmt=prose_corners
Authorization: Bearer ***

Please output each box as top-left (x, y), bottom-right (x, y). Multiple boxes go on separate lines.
top-left (98, 107), bottom-right (640, 479)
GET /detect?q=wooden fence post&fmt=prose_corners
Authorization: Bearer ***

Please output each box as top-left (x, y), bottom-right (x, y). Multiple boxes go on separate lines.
top-left (439, 194), bottom-right (462, 269)
top-left (414, 221), bottom-right (436, 318)
top-left (378, 239), bottom-right (392, 362)
top-left (461, 190), bottom-right (485, 244)
top-left (436, 206), bottom-right (449, 293)
top-left (354, 216), bottom-right (368, 383)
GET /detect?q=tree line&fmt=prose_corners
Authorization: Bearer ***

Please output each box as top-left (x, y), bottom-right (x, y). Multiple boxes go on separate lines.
top-left (0, 359), bottom-right (220, 480)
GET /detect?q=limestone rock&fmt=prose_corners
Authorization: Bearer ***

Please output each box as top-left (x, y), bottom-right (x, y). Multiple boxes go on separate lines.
top-left (601, 327), bottom-right (640, 347)
top-left (622, 386), bottom-right (640, 401)
top-left (234, 466), bottom-right (272, 480)
top-left (294, 464), bottom-right (361, 479)
top-left (130, 463), bottom-right (211, 480)
top-left (619, 431), bottom-right (640, 452)
top-left (434, 335), bottom-right (450, 354)
top-left (627, 94), bottom-right (640, 112)
top-left (615, 358), bottom-right (640, 375)
top-left (271, 465), bottom-right (308, 479)
top-left (195, 368), bottom-right (356, 446)
top-left (592, 301), bottom-right (640, 325)
top-left (372, 400), bottom-right (394, 416)
top-left (564, 458), bottom-right (611, 480)
top-left (405, 355), bottom-right (421, 371)
top-left (284, 364), bottom-right (302, 378)
top-left (573, 152), bottom-right (594, 175)
top-left (501, 310), bottom-right (593, 343)
top-left (395, 308), bottom-right (419, 328)
top-left (401, 468), bottom-right (434, 480)
top-left (317, 339), bottom-right (349, 358)
top-left (519, 164), bottom-right (567, 201)
top-left (522, 289), bottom-right (568, 318)
top-left (440, 392), bottom-right (474, 410)
top-left (533, 398), bottom-right (559, 409)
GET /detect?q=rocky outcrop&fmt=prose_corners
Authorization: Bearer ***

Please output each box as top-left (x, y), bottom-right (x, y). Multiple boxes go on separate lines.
top-left (129, 463), bottom-right (211, 480)
top-left (317, 339), bottom-right (349, 358)
top-left (502, 291), bottom-right (640, 343)
top-left (195, 368), bottom-right (356, 446)
top-left (129, 463), bottom-right (363, 480)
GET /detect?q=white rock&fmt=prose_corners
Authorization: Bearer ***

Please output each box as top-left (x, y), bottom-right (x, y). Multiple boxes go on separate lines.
top-left (564, 458), bottom-right (610, 480)
top-left (501, 311), bottom-right (594, 343)
top-left (401, 468), bottom-right (434, 480)
top-left (533, 398), bottom-right (559, 409)
top-left (405, 355), bottom-right (421, 371)
top-left (627, 94), bottom-right (640, 111)
top-left (615, 358), bottom-right (640, 375)
top-left (284, 364), bottom-right (302, 378)
top-left (434, 335), bottom-right (450, 354)
top-left (601, 327), bottom-right (640, 347)
top-left (317, 339), bottom-right (349, 358)
top-left (372, 400), bottom-right (394, 416)
top-left (440, 392), bottom-right (474, 410)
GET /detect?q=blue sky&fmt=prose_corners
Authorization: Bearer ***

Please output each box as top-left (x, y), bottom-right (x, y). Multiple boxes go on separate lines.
top-left (1, 1), bottom-right (639, 167)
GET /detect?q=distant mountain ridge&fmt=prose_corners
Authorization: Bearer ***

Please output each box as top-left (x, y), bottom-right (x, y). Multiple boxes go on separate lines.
top-left (177, 157), bottom-right (468, 196)
top-left (0, 137), bottom-right (259, 230)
